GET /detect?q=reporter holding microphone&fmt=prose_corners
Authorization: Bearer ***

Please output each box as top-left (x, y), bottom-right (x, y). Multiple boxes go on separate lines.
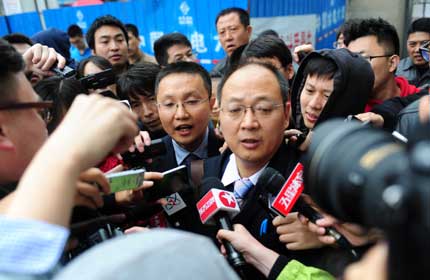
top-left (217, 224), bottom-right (334, 280)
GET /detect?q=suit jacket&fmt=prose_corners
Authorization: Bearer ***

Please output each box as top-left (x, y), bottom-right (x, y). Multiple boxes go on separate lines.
top-left (150, 128), bottom-right (223, 172)
top-left (203, 143), bottom-right (355, 278)
top-left (146, 128), bottom-right (223, 235)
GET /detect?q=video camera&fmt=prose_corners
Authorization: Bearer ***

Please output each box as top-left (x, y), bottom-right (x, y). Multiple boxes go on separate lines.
top-left (302, 119), bottom-right (430, 280)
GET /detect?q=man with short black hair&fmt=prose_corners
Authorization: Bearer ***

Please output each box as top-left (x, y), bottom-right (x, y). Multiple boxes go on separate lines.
top-left (396, 17), bottom-right (430, 87)
top-left (242, 35), bottom-right (295, 83)
top-left (86, 15), bottom-right (129, 74)
top-left (67, 24), bottom-right (91, 62)
top-left (153, 61), bottom-right (222, 171)
top-left (344, 18), bottom-right (420, 112)
top-left (153, 33), bottom-right (196, 67)
top-left (211, 7), bottom-right (252, 77)
top-left (117, 62), bottom-right (165, 138)
top-left (124, 23), bottom-right (157, 65)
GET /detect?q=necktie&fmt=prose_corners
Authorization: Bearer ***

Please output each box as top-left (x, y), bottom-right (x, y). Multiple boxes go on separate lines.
top-left (183, 153), bottom-right (200, 165)
top-left (234, 178), bottom-right (254, 206)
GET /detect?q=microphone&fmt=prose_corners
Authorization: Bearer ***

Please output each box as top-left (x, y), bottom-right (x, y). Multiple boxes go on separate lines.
top-left (196, 177), bottom-right (247, 271)
top-left (257, 165), bottom-right (358, 258)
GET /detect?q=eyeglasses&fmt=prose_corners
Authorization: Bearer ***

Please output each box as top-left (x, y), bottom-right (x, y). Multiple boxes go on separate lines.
top-left (220, 102), bottom-right (284, 119)
top-left (360, 54), bottom-right (394, 62)
top-left (0, 101), bottom-right (53, 123)
top-left (157, 98), bottom-right (209, 113)
top-left (419, 41), bottom-right (430, 62)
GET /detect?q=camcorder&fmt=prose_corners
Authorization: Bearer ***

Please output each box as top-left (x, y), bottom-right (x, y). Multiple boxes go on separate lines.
top-left (303, 119), bottom-right (430, 280)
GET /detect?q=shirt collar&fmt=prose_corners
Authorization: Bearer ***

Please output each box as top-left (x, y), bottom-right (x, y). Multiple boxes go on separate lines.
top-left (401, 57), bottom-right (415, 71)
top-left (221, 153), bottom-right (269, 186)
top-left (172, 128), bottom-right (209, 165)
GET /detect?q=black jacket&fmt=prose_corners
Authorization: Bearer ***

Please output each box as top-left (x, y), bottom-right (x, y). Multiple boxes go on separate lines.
top-left (291, 48), bottom-right (374, 130)
top-left (372, 89), bottom-right (427, 131)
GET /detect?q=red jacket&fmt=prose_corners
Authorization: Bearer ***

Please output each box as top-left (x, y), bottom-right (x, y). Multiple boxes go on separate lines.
top-left (365, 76), bottom-right (420, 112)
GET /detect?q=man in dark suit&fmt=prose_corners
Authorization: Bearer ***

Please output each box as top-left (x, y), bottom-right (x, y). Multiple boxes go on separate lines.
top-left (148, 61), bottom-right (223, 230)
top-left (151, 61), bottom-right (223, 172)
top-left (203, 62), bottom-right (343, 279)
top-left (204, 61), bottom-right (296, 249)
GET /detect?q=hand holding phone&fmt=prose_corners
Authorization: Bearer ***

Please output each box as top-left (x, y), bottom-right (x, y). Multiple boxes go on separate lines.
top-left (144, 165), bottom-right (189, 202)
top-left (106, 169), bottom-right (145, 193)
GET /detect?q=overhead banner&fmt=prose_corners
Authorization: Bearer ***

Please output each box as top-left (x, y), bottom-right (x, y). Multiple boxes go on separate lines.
top-left (41, 0), bottom-right (247, 71)
top-left (251, 15), bottom-right (317, 50)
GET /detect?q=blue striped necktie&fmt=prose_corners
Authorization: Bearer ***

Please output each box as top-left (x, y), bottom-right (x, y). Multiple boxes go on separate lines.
top-left (234, 178), bottom-right (254, 206)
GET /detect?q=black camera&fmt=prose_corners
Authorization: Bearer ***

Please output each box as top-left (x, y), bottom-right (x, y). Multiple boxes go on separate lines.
top-left (303, 119), bottom-right (430, 280)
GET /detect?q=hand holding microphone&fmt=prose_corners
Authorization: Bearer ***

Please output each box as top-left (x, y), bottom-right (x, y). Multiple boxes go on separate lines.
top-left (196, 177), bottom-right (247, 272)
top-left (217, 224), bottom-right (279, 278)
top-left (256, 165), bottom-right (358, 258)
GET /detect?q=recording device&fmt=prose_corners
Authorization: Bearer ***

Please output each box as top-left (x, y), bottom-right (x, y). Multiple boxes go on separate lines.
top-left (196, 177), bottom-right (247, 273)
top-left (144, 165), bottom-right (190, 202)
top-left (121, 138), bottom-right (167, 168)
top-left (51, 65), bottom-right (76, 78)
top-left (303, 119), bottom-right (430, 280)
top-left (105, 169), bottom-right (146, 193)
top-left (79, 68), bottom-right (116, 90)
top-left (287, 131), bottom-right (308, 149)
top-left (256, 166), bottom-right (357, 258)
top-left (67, 214), bottom-right (126, 260)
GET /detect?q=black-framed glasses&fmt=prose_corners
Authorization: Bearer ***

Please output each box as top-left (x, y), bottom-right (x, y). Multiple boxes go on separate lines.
top-left (360, 54), bottom-right (394, 62)
top-left (0, 101), bottom-right (53, 123)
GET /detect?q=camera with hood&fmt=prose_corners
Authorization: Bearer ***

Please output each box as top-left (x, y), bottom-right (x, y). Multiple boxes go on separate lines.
top-left (302, 119), bottom-right (430, 280)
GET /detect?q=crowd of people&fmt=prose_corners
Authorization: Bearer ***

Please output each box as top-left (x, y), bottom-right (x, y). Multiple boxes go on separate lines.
top-left (1, 6), bottom-right (429, 280)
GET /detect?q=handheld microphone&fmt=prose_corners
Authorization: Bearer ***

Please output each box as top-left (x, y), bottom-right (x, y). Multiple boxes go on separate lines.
top-left (257, 165), bottom-right (358, 258)
top-left (196, 177), bottom-right (247, 271)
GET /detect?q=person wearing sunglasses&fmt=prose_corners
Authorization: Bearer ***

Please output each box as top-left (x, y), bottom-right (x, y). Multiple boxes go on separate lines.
top-left (396, 18), bottom-right (430, 87)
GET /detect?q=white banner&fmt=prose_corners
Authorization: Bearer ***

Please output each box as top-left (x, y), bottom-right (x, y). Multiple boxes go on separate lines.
top-left (2, 0), bottom-right (22, 15)
top-left (251, 15), bottom-right (317, 50)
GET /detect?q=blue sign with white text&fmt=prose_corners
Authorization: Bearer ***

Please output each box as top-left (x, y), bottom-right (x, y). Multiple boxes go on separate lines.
top-left (41, 0), bottom-right (246, 70)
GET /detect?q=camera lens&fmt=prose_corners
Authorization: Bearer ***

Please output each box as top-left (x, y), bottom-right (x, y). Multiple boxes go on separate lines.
top-left (303, 119), bottom-right (407, 225)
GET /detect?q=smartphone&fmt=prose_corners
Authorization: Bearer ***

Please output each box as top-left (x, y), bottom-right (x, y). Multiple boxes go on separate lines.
top-left (106, 168), bottom-right (145, 193)
top-left (121, 138), bottom-right (167, 167)
top-left (79, 68), bottom-right (116, 90)
top-left (144, 165), bottom-right (190, 202)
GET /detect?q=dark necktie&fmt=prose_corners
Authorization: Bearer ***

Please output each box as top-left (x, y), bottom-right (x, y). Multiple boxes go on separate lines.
top-left (183, 153), bottom-right (200, 165)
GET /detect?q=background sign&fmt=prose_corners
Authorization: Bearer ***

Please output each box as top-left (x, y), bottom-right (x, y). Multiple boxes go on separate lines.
top-left (251, 15), bottom-right (317, 51)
